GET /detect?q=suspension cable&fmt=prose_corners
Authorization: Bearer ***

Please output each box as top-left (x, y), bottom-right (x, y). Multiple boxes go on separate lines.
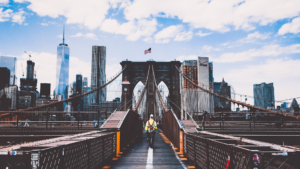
top-left (132, 65), bottom-right (150, 112)
top-left (151, 65), bottom-right (169, 113)
top-left (175, 66), bottom-right (300, 120)
top-left (0, 65), bottom-right (127, 113)
top-left (118, 98), bottom-right (133, 111)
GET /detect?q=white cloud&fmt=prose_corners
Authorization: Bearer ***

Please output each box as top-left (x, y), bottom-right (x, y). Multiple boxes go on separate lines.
top-left (0, 0), bottom-right (8, 4)
top-left (11, 9), bottom-right (26, 24)
top-left (40, 21), bottom-right (56, 26)
top-left (221, 58), bottom-right (300, 105)
top-left (0, 8), bottom-right (12, 22)
top-left (223, 31), bottom-right (271, 48)
top-left (71, 32), bottom-right (98, 40)
top-left (174, 30), bottom-right (193, 41)
top-left (0, 8), bottom-right (26, 24)
top-left (278, 17), bottom-right (300, 35)
top-left (154, 25), bottom-right (192, 43)
top-left (124, 0), bottom-right (300, 32)
top-left (143, 37), bottom-right (152, 43)
top-left (72, 32), bottom-right (83, 37)
top-left (19, 0), bottom-right (127, 29)
top-left (12, 0), bottom-right (300, 42)
top-left (196, 30), bottom-right (212, 37)
top-left (0, 7), bottom-right (26, 25)
top-left (203, 45), bottom-right (220, 52)
top-left (101, 18), bottom-right (157, 41)
top-left (215, 44), bottom-right (300, 63)
top-left (84, 33), bottom-right (98, 40)
top-left (243, 31), bottom-right (270, 41)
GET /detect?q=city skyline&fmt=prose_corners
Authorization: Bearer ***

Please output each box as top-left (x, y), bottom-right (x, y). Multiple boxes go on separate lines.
top-left (0, 0), bottom-right (299, 106)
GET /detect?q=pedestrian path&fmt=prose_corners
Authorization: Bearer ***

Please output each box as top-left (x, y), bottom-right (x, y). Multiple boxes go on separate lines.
top-left (108, 131), bottom-right (188, 169)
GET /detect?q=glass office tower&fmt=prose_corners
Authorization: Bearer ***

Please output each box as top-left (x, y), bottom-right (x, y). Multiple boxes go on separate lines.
top-left (55, 27), bottom-right (69, 102)
top-left (0, 56), bottom-right (17, 85)
top-left (253, 82), bottom-right (275, 109)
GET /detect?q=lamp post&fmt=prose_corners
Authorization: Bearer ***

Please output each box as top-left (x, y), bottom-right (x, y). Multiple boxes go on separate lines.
top-left (124, 87), bottom-right (127, 110)
top-left (122, 77), bottom-right (130, 111)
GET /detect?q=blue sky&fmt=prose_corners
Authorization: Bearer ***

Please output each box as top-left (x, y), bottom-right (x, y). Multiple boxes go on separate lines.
top-left (0, 0), bottom-right (300, 106)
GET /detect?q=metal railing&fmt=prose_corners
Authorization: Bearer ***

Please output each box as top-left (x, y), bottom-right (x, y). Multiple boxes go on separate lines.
top-left (0, 132), bottom-right (116, 169)
top-left (0, 131), bottom-right (116, 169)
top-left (183, 132), bottom-right (300, 169)
top-left (162, 109), bottom-right (182, 149)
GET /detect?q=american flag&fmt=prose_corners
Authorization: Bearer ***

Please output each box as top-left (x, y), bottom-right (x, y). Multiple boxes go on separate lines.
top-left (144, 48), bottom-right (151, 55)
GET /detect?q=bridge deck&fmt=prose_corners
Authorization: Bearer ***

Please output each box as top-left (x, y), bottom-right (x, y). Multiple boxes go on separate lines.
top-left (109, 131), bottom-right (187, 169)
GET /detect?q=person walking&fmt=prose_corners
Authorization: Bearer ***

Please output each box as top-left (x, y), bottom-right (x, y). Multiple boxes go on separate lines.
top-left (145, 114), bottom-right (157, 148)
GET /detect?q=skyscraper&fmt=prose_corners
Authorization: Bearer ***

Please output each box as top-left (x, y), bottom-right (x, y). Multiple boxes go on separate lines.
top-left (76, 74), bottom-right (82, 95)
top-left (197, 57), bottom-right (214, 113)
top-left (213, 78), bottom-right (231, 112)
top-left (0, 67), bottom-right (10, 90)
top-left (19, 60), bottom-right (38, 108)
top-left (253, 82), bottom-right (275, 109)
top-left (0, 56), bottom-right (17, 85)
top-left (82, 77), bottom-right (90, 111)
top-left (40, 83), bottom-right (51, 98)
top-left (180, 58), bottom-right (214, 119)
top-left (55, 26), bottom-right (69, 102)
top-left (180, 60), bottom-right (198, 119)
top-left (91, 46), bottom-right (106, 107)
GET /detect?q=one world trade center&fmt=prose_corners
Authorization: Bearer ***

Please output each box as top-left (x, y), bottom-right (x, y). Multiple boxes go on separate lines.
top-left (55, 26), bottom-right (69, 103)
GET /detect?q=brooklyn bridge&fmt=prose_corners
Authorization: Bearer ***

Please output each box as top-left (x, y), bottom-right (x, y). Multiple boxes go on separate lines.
top-left (0, 60), bottom-right (299, 169)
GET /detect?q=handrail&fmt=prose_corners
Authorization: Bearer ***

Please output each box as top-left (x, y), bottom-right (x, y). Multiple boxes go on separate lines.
top-left (117, 109), bottom-right (131, 128)
top-left (100, 109), bottom-right (117, 129)
top-left (170, 109), bottom-right (183, 129)
top-left (132, 65), bottom-right (150, 112)
top-left (175, 66), bottom-right (300, 120)
top-left (167, 97), bottom-right (199, 128)
top-left (0, 65), bottom-right (127, 113)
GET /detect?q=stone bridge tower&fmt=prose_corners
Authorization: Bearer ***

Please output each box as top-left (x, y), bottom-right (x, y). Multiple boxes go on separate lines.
top-left (120, 60), bottom-right (181, 120)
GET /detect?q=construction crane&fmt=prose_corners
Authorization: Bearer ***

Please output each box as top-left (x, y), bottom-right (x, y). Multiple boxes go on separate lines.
top-left (21, 63), bottom-right (24, 77)
top-left (24, 51), bottom-right (31, 60)
top-left (34, 65), bottom-right (39, 78)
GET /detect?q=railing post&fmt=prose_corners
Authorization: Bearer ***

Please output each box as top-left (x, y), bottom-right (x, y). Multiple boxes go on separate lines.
top-left (97, 106), bottom-right (100, 128)
top-left (222, 111), bottom-right (224, 130)
top-left (282, 112), bottom-right (284, 129)
top-left (193, 135), bottom-right (196, 166)
top-left (46, 107), bottom-right (48, 130)
top-left (102, 136), bottom-right (105, 165)
top-left (112, 134), bottom-right (114, 158)
top-left (180, 130), bottom-right (183, 155)
top-left (295, 151), bottom-right (300, 169)
top-left (16, 112), bottom-right (19, 129)
top-left (206, 139), bottom-right (210, 168)
top-left (116, 131), bottom-right (120, 157)
top-left (50, 109), bottom-right (53, 130)
top-left (253, 111), bottom-right (255, 131)
top-left (77, 111), bottom-right (80, 130)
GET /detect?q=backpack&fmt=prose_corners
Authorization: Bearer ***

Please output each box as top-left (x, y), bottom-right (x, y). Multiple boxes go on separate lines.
top-left (148, 120), bottom-right (155, 132)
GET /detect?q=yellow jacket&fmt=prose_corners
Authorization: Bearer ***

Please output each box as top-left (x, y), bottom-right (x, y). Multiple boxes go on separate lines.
top-left (145, 119), bottom-right (157, 132)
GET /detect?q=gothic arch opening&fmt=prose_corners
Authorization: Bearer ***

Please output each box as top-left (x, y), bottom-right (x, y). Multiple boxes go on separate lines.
top-left (132, 81), bottom-right (145, 117)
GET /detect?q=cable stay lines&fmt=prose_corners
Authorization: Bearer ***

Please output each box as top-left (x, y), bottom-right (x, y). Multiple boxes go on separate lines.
top-left (175, 66), bottom-right (300, 120)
